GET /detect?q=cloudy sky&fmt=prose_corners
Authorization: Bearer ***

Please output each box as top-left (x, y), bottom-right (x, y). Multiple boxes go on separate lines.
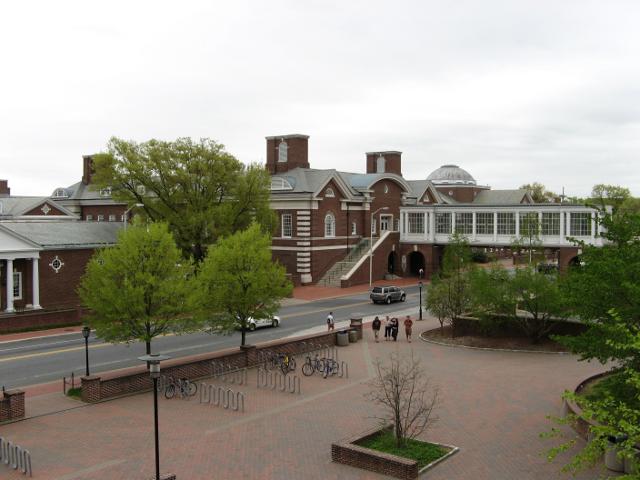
top-left (1, 0), bottom-right (639, 197)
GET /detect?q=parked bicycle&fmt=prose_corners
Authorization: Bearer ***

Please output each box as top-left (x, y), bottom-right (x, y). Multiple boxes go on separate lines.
top-left (264, 352), bottom-right (296, 374)
top-left (164, 377), bottom-right (197, 399)
top-left (323, 358), bottom-right (339, 378)
top-left (301, 354), bottom-right (325, 376)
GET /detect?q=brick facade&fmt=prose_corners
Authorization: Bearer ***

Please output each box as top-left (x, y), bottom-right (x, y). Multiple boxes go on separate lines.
top-left (0, 389), bottom-right (26, 422)
top-left (81, 204), bottom-right (127, 221)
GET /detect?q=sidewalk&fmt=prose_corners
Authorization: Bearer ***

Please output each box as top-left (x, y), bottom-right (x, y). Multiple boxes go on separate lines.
top-left (1, 317), bottom-right (612, 480)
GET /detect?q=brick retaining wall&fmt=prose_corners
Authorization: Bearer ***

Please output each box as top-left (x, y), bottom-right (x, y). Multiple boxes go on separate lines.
top-left (82, 326), bottom-right (357, 403)
top-left (0, 389), bottom-right (25, 422)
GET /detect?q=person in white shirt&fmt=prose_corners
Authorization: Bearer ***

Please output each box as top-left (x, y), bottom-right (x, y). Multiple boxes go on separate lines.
top-left (327, 311), bottom-right (335, 331)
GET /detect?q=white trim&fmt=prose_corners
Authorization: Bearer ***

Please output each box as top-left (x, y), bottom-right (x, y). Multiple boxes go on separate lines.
top-left (296, 241), bottom-right (311, 246)
top-left (271, 245), bottom-right (352, 251)
top-left (341, 231), bottom-right (392, 280)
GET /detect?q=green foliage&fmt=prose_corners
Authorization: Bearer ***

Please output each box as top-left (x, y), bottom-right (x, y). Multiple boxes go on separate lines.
top-left (192, 223), bottom-right (292, 346)
top-left (357, 429), bottom-right (447, 469)
top-left (425, 278), bottom-right (451, 332)
top-left (591, 184), bottom-right (632, 213)
top-left (78, 222), bottom-right (195, 352)
top-left (519, 182), bottom-right (559, 203)
top-left (92, 137), bottom-right (276, 261)
top-left (469, 265), bottom-right (516, 334)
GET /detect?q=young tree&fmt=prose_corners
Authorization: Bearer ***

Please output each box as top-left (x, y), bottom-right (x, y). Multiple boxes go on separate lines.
top-left (78, 222), bottom-right (195, 357)
top-left (510, 267), bottom-right (568, 343)
top-left (469, 264), bottom-right (517, 328)
top-left (512, 212), bottom-right (544, 265)
top-left (519, 182), bottom-right (560, 203)
top-left (425, 278), bottom-right (450, 333)
top-left (367, 352), bottom-right (440, 448)
top-left (440, 233), bottom-right (474, 328)
top-left (92, 137), bottom-right (276, 261)
top-left (193, 223), bottom-right (292, 347)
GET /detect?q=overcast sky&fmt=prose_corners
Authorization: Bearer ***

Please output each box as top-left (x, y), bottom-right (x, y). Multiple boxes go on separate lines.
top-left (1, 1), bottom-right (639, 197)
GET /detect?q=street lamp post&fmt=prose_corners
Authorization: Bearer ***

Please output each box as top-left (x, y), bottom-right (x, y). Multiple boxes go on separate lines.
top-left (369, 206), bottom-right (389, 287)
top-left (418, 281), bottom-right (423, 320)
top-left (123, 203), bottom-right (145, 231)
top-left (82, 326), bottom-right (91, 376)
top-left (138, 353), bottom-right (170, 480)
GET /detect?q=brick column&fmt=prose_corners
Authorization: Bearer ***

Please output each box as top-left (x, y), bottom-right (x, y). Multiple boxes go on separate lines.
top-left (4, 389), bottom-right (25, 420)
top-left (81, 375), bottom-right (102, 403)
top-left (240, 344), bottom-right (258, 368)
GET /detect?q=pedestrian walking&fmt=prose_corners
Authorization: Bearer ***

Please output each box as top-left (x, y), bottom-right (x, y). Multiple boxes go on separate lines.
top-left (372, 316), bottom-right (382, 342)
top-left (419, 268), bottom-right (424, 279)
top-left (404, 315), bottom-right (413, 342)
top-left (326, 311), bottom-right (335, 331)
top-left (384, 316), bottom-right (391, 340)
top-left (391, 317), bottom-right (399, 341)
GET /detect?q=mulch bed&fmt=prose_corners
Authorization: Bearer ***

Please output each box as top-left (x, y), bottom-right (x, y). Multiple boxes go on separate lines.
top-left (422, 326), bottom-right (569, 352)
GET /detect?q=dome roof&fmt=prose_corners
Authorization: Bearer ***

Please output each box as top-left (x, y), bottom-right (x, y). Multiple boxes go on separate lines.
top-left (426, 165), bottom-right (476, 185)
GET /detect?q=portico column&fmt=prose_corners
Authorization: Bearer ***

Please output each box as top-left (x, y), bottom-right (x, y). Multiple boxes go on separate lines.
top-left (472, 212), bottom-right (477, 240)
top-left (32, 257), bottom-right (41, 309)
top-left (5, 259), bottom-right (14, 313)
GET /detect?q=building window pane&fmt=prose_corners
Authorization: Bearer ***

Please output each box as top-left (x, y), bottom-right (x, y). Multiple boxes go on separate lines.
top-left (325, 213), bottom-right (335, 237)
top-left (570, 212), bottom-right (591, 236)
top-left (371, 219), bottom-right (377, 235)
top-left (281, 214), bottom-right (292, 237)
top-left (86, 214), bottom-right (93, 221)
top-left (13, 272), bottom-right (22, 300)
top-left (97, 214), bottom-right (104, 222)
top-left (351, 222), bottom-right (357, 235)
top-left (497, 212), bottom-right (515, 235)
top-left (435, 213), bottom-right (452, 234)
top-left (476, 212), bottom-right (494, 235)
top-left (407, 213), bottom-right (424, 234)
top-left (541, 212), bottom-right (560, 236)
top-left (455, 213), bottom-right (473, 235)
top-left (519, 212), bottom-right (539, 236)
top-left (278, 141), bottom-right (288, 163)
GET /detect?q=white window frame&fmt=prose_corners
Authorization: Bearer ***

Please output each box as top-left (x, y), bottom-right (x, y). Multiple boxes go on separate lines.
top-left (407, 212), bottom-right (424, 234)
top-left (325, 213), bottom-right (336, 237)
top-left (455, 212), bottom-right (473, 235)
top-left (13, 271), bottom-right (22, 300)
top-left (542, 212), bottom-right (560, 236)
top-left (476, 212), bottom-right (494, 235)
top-left (97, 214), bottom-right (104, 222)
top-left (371, 219), bottom-right (377, 235)
top-left (497, 212), bottom-right (515, 235)
top-left (281, 214), bottom-right (293, 238)
top-left (86, 214), bottom-right (93, 221)
top-left (376, 155), bottom-right (385, 173)
top-left (435, 213), bottom-right (452, 234)
top-left (570, 212), bottom-right (592, 236)
top-left (278, 140), bottom-right (288, 163)
top-left (108, 214), bottom-right (116, 222)
top-left (351, 222), bottom-right (357, 235)
top-left (325, 187), bottom-right (335, 198)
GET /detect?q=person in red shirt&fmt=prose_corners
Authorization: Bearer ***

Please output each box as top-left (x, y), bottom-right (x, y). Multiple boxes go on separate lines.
top-left (404, 315), bottom-right (414, 342)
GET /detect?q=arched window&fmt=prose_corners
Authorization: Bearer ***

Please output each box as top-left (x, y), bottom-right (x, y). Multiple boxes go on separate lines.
top-left (278, 140), bottom-right (288, 163)
top-left (325, 187), bottom-right (335, 197)
top-left (376, 155), bottom-right (385, 173)
top-left (325, 213), bottom-right (336, 237)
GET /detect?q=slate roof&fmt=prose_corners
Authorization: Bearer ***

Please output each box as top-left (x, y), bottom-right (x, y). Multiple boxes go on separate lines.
top-left (1, 221), bottom-right (121, 249)
top-left (473, 190), bottom-right (530, 205)
top-left (0, 197), bottom-right (77, 218)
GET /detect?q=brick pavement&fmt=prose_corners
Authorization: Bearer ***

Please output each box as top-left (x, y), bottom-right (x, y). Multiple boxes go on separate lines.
top-left (1, 317), bottom-right (614, 480)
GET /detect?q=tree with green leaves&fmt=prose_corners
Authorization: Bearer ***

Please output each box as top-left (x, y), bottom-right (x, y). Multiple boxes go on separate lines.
top-left (192, 223), bottom-right (292, 347)
top-left (519, 182), bottom-right (559, 203)
top-left (512, 212), bottom-right (544, 265)
top-left (92, 137), bottom-right (276, 262)
top-left (469, 264), bottom-right (516, 332)
top-left (78, 221), bottom-right (195, 357)
top-left (425, 278), bottom-right (451, 333)
top-left (590, 184), bottom-right (632, 213)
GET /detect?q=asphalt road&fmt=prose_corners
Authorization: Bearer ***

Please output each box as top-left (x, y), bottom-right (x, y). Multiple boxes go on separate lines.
top-left (0, 285), bottom-right (424, 390)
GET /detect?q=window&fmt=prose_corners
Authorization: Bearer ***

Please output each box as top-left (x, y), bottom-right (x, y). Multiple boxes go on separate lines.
top-left (86, 214), bottom-right (93, 221)
top-left (476, 212), bottom-right (494, 235)
top-left (371, 219), bottom-right (377, 234)
top-left (455, 212), bottom-right (473, 235)
top-left (108, 214), bottom-right (116, 222)
top-left (435, 212), bottom-right (452, 234)
top-left (542, 212), bottom-right (560, 236)
top-left (97, 214), bottom-right (104, 222)
top-left (53, 188), bottom-right (68, 198)
top-left (270, 177), bottom-right (293, 191)
top-left (278, 140), bottom-right (288, 163)
top-left (519, 212), bottom-right (539, 236)
top-left (351, 222), bottom-right (357, 235)
top-left (407, 212), bottom-right (425, 234)
top-left (570, 212), bottom-right (592, 236)
top-left (376, 155), bottom-right (385, 173)
top-left (281, 214), bottom-right (292, 238)
top-left (49, 255), bottom-right (64, 273)
top-left (324, 213), bottom-right (335, 237)
top-left (325, 187), bottom-right (335, 198)
top-left (497, 212), bottom-right (515, 235)
top-left (99, 187), bottom-right (112, 197)
top-left (384, 184), bottom-right (389, 194)
top-left (13, 272), bottom-right (22, 300)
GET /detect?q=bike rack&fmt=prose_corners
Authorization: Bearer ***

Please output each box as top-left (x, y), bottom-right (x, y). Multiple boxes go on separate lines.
top-left (0, 437), bottom-right (32, 477)
top-left (62, 372), bottom-right (76, 394)
top-left (198, 383), bottom-right (245, 412)
top-left (210, 362), bottom-right (248, 385)
top-left (337, 361), bottom-right (349, 378)
top-left (157, 375), bottom-right (196, 400)
top-left (257, 368), bottom-right (301, 394)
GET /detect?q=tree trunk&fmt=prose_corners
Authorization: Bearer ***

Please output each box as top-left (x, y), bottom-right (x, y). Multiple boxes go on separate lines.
top-left (241, 326), bottom-right (246, 347)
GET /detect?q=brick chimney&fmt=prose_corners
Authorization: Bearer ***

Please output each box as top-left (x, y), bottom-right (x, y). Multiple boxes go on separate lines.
top-left (0, 179), bottom-right (10, 197)
top-left (366, 151), bottom-right (402, 176)
top-left (82, 155), bottom-right (94, 185)
top-left (265, 134), bottom-right (310, 174)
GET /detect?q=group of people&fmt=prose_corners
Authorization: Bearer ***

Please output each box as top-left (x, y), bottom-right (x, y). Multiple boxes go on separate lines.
top-left (371, 315), bottom-right (413, 343)
top-left (326, 311), bottom-right (413, 343)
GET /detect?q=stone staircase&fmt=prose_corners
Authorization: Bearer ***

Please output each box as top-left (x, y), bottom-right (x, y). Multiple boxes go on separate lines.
top-left (318, 238), bottom-right (376, 287)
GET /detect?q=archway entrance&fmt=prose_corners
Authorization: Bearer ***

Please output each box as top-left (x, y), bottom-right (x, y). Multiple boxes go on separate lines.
top-left (408, 251), bottom-right (425, 277)
top-left (387, 251), bottom-right (399, 274)
top-left (568, 256), bottom-right (583, 268)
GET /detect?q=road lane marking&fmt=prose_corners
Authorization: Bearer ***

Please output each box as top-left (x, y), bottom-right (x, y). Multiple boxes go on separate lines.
top-left (0, 342), bottom-right (111, 363)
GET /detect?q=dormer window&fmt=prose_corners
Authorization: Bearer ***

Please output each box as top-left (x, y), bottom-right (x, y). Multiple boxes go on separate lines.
top-left (53, 188), bottom-right (68, 198)
top-left (376, 155), bottom-right (385, 173)
top-left (325, 187), bottom-right (335, 198)
top-left (278, 140), bottom-right (288, 163)
top-left (270, 177), bottom-right (293, 191)
top-left (100, 187), bottom-right (112, 197)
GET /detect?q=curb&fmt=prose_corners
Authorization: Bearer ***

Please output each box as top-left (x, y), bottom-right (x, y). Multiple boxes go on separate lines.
top-left (418, 330), bottom-right (570, 355)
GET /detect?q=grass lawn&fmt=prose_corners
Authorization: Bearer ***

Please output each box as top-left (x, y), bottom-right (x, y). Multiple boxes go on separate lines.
top-left (580, 371), bottom-right (640, 411)
top-left (356, 429), bottom-right (448, 468)
top-left (66, 387), bottom-right (82, 399)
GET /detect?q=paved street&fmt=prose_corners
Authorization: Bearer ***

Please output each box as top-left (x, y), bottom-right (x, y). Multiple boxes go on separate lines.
top-left (0, 284), bottom-right (424, 390)
top-left (1, 315), bottom-right (612, 480)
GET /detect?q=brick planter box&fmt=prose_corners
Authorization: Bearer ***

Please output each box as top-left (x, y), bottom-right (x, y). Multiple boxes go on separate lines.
top-left (0, 389), bottom-right (26, 422)
top-left (332, 426), bottom-right (458, 480)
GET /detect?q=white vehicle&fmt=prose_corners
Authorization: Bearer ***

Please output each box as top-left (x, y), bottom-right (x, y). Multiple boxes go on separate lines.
top-left (246, 316), bottom-right (281, 331)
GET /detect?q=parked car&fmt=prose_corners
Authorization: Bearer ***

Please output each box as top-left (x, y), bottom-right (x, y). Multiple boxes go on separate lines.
top-left (245, 316), bottom-right (281, 331)
top-left (370, 286), bottom-right (406, 304)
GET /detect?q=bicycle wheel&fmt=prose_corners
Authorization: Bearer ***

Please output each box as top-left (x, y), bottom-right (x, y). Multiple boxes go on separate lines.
top-left (164, 384), bottom-right (176, 399)
top-left (302, 362), bottom-right (314, 376)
